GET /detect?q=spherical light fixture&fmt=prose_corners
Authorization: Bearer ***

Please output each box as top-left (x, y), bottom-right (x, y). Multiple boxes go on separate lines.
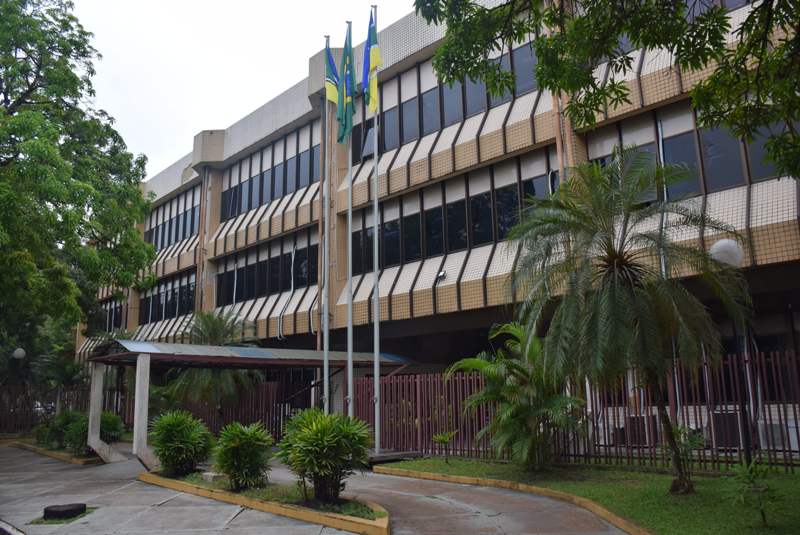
top-left (710, 238), bottom-right (744, 268)
top-left (12, 347), bottom-right (26, 360)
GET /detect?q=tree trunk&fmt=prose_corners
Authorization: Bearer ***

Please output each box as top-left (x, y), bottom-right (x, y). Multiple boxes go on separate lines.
top-left (653, 380), bottom-right (693, 494)
top-left (55, 387), bottom-right (63, 415)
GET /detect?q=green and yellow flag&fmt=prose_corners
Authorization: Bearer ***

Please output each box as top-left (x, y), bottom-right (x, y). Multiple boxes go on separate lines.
top-left (362, 10), bottom-right (382, 114)
top-left (336, 23), bottom-right (355, 144)
top-left (325, 37), bottom-right (339, 105)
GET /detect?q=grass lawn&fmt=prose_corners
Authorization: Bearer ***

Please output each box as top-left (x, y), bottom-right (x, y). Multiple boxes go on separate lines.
top-left (387, 458), bottom-right (799, 535)
top-left (30, 508), bottom-right (96, 525)
top-left (181, 473), bottom-right (383, 520)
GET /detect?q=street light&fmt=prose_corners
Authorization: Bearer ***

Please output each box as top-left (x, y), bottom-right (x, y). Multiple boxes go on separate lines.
top-left (12, 347), bottom-right (26, 360)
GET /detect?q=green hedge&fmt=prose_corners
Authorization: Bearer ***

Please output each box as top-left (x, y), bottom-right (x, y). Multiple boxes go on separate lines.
top-left (150, 410), bottom-right (213, 476)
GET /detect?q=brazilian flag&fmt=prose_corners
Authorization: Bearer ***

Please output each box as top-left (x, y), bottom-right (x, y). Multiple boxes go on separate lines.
top-left (336, 23), bottom-right (355, 144)
top-left (362, 10), bottom-right (382, 114)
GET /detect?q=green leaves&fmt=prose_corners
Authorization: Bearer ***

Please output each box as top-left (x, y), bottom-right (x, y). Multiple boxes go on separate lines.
top-left (150, 410), bottom-right (213, 476)
top-left (214, 422), bottom-right (274, 490)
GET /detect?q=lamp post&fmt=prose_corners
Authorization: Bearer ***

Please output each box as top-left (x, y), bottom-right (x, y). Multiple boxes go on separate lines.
top-left (12, 347), bottom-right (26, 360)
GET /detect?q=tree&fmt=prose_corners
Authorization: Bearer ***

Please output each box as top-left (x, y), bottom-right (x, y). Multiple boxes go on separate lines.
top-left (0, 0), bottom-right (154, 354)
top-left (511, 147), bottom-right (750, 492)
top-left (33, 352), bottom-right (86, 413)
top-left (447, 322), bottom-right (584, 470)
top-left (164, 310), bottom-right (262, 411)
top-left (414, 0), bottom-right (798, 178)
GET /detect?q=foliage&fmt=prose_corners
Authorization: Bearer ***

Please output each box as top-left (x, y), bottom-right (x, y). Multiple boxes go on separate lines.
top-left (32, 352), bottom-right (86, 412)
top-left (100, 411), bottom-right (123, 443)
top-left (432, 430), bottom-right (458, 463)
top-left (33, 421), bottom-right (56, 446)
top-left (448, 322), bottom-right (583, 470)
top-left (63, 413), bottom-right (88, 455)
top-left (0, 0), bottom-right (154, 353)
top-left (214, 422), bottom-right (274, 491)
top-left (277, 408), bottom-right (372, 503)
top-left (414, 0), bottom-right (799, 179)
top-left (1, 316), bottom-right (76, 387)
top-left (733, 461), bottom-right (780, 527)
top-left (50, 409), bottom-right (82, 448)
top-left (164, 310), bottom-right (262, 409)
top-left (668, 426), bottom-right (704, 484)
top-left (150, 410), bottom-right (213, 476)
top-left (509, 147), bottom-right (750, 492)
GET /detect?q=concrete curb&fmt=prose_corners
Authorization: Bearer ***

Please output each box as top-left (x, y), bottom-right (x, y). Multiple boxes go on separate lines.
top-left (138, 472), bottom-right (391, 535)
top-left (372, 465), bottom-right (651, 535)
top-left (9, 441), bottom-right (104, 466)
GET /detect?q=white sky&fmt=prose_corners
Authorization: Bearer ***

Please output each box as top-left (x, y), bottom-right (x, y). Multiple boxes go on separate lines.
top-left (72, 1), bottom-right (414, 179)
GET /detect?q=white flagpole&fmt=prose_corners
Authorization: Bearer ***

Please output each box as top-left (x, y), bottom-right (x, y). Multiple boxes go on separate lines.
top-left (371, 4), bottom-right (381, 454)
top-left (346, 21), bottom-right (355, 419)
top-left (322, 35), bottom-right (331, 414)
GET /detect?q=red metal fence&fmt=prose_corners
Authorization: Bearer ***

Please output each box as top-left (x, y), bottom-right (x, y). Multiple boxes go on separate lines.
top-left (356, 351), bottom-right (800, 470)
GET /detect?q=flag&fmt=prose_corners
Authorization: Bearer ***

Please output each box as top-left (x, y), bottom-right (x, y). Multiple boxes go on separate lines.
top-left (325, 38), bottom-right (339, 105)
top-left (336, 23), bottom-right (355, 144)
top-left (362, 10), bottom-right (382, 114)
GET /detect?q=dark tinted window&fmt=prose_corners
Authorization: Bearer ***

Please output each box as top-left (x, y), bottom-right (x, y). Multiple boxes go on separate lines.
top-left (273, 163), bottom-right (284, 198)
top-left (363, 227), bottom-right (375, 272)
top-left (262, 170), bottom-right (272, 204)
top-left (663, 131), bottom-right (701, 199)
top-left (724, 0), bottom-right (748, 9)
top-left (489, 54), bottom-right (512, 107)
top-left (351, 122), bottom-right (363, 164)
top-left (311, 145), bottom-right (321, 183)
top-left (748, 125), bottom-right (779, 181)
top-left (522, 174), bottom-right (551, 201)
top-left (240, 178), bottom-right (250, 213)
top-left (465, 77), bottom-right (487, 117)
top-left (382, 107), bottom-right (399, 151)
top-left (235, 266), bottom-right (245, 302)
top-left (352, 230), bottom-right (363, 275)
top-left (285, 156), bottom-right (297, 194)
top-left (244, 263), bottom-right (256, 300)
top-left (446, 200), bottom-right (468, 251)
top-left (513, 43), bottom-right (537, 95)
top-left (424, 207), bottom-right (444, 257)
top-left (700, 126), bottom-right (744, 192)
top-left (294, 247), bottom-right (308, 288)
top-left (298, 150), bottom-right (310, 188)
top-left (403, 212), bottom-right (422, 262)
top-left (442, 81), bottom-right (463, 127)
top-left (268, 256), bottom-right (280, 294)
top-left (256, 260), bottom-right (268, 297)
top-left (308, 244), bottom-right (318, 285)
top-left (421, 88), bottom-right (440, 136)
top-left (495, 184), bottom-right (519, 239)
top-left (280, 252), bottom-right (292, 291)
top-left (250, 176), bottom-right (260, 207)
top-left (470, 192), bottom-right (493, 245)
top-left (383, 219), bottom-right (401, 267)
top-left (362, 119), bottom-right (375, 160)
top-left (401, 97), bottom-right (419, 144)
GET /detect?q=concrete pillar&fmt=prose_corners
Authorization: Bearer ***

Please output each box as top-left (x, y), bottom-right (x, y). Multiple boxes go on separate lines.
top-left (87, 362), bottom-right (126, 463)
top-left (132, 353), bottom-right (160, 470)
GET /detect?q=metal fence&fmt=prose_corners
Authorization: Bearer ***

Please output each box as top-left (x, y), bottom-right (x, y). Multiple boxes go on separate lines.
top-left (355, 351), bottom-right (800, 470)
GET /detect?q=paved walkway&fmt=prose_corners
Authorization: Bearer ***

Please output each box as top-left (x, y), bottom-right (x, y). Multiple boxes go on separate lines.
top-left (0, 445), bottom-right (349, 535)
top-left (268, 463), bottom-right (625, 535)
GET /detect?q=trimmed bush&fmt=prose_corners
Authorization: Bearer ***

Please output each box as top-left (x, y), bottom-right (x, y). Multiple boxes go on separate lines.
top-left (214, 422), bottom-right (273, 490)
top-left (33, 422), bottom-right (56, 447)
top-left (150, 410), bottom-right (213, 476)
top-left (51, 411), bottom-right (83, 449)
top-left (63, 414), bottom-right (89, 455)
top-left (277, 409), bottom-right (371, 503)
top-left (100, 412), bottom-right (124, 443)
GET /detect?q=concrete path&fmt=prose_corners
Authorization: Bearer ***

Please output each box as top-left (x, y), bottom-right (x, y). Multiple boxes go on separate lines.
top-left (268, 463), bottom-right (625, 535)
top-left (0, 445), bottom-right (351, 535)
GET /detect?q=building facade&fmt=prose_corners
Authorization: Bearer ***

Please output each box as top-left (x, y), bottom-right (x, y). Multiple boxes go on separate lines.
top-left (77, 4), bottom-right (800, 391)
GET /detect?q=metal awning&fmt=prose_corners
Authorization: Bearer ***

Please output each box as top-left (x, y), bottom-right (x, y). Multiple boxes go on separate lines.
top-left (88, 339), bottom-right (408, 369)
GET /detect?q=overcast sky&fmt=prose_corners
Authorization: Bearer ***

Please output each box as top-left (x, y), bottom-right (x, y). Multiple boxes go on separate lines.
top-left (72, 1), bottom-right (414, 179)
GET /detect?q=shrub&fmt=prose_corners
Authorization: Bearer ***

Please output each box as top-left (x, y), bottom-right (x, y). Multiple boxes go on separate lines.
top-left (277, 409), bottom-right (371, 503)
top-left (33, 422), bottom-right (55, 447)
top-left (51, 411), bottom-right (83, 449)
top-left (150, 411), bottom-right (213, 476)
top-left (100, 412), bottom-right (124, 443)
top-left (214, 422), bottom-right (274, 490)
top-left (63, 414), bottom-right (89, 455)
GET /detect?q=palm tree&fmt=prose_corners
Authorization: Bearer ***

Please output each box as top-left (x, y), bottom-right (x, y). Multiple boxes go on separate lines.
top-left (34, 354), bottom-right (87, 414)
top-left (165, 310), bottom-right (261, 412)
top-left (512, 147), bottom-right (750, 493)
top-left (447, 322), bottom-right (583, 470)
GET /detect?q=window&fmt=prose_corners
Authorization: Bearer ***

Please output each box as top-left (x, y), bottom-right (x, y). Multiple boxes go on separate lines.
top-left (446, 200), bottom-right (468, 251)
top-left (470, 192), bottom-right (493, 246)
top-left (382, 219), bottom-right (401, 267)
top-left (522, 174), bottom-right (551, 201)
top-left (699, 126), bottom-right (745, 192)
top-left (421, 88), bottom-right (440, 136)
top-left (285, 156), bottom-right (297, 194)
top-left (351, 122), bottom-right (363, 164)
top-left (362, 119), bottom-right (376, 160)
top-left (280, 252), bottom-right (292, 291)
top-left (251, 175), bottom-right (261, 207)
top-left (262, 170), bottom-right (272, 204)
top-left (311, 145), bottom-right (321, 183)
top-left (268, 256), bottom-right (280, 294)
top-left (220, 189), bottom-right (229, 220)
top-left (240, 179), bottom-right (250, 213)
top-left (513, 43), bottom-right (537, 96)
top-left (401, 97), bottom-right (419, 144)
top-left (382, 107), bottom-right (399, 151)
top-left (489, 54), bottom-right (512, 107)
top-left (308, 244), bottom-right (319, 285)
top-left (662, 131), bottom-right (701, 198)
top-left (193, 205), bottom-right (200, 235)
top-left (244, 263), bottom-right (256, 300)
top-left (747, 125), bottom-right (779, 181)
top-left (235, 266), bottom-right (245, 302)
top-left (495, 184), bottom-right (519, 239)
top-left (465, 77), bottom-right (487, 117)
top-left (298, 150), bottom-right (310, 188)
top-left (402, 213), bottom-right (422, 262)
top-left (256, 259), bottom-right (268, 297)
top-left (294, 247), bottom-right (308, 288)
top-left (351, 230), bottom-right (363, 275)
top-left (363, 227), bottom-right (374, 272)
top-left (442, 81), bottom-right (463, 127)
top-left (273, 163), bottom-right (284, 198)
top-left (424, 207), bottom-right (444, 257)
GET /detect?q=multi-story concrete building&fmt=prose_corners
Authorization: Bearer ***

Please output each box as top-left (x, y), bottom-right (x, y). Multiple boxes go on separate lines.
top-left (77, 4), bottom-right (799, 407)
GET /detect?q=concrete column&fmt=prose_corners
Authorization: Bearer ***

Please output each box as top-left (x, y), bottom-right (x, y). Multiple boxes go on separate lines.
top-left (87, 362), bottom-right (126, 463)
top-left (132, 353), bottom-right (160, 470)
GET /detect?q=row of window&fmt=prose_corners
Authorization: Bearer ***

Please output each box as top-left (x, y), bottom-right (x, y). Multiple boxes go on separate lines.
top-left (138, 271), bottom-right (196, 326)
top-left (221, 120), bottom-right (321, 222)
top-left (215, 228), bottom-right (319, 307)
top-left (587, 100), bottom-right (783, 199)
top-left (96, 298), bottom-right (123, 333)
top-left (351, 42), bottom-right (537, 164)
top-left (350, 145), bottom-right (559, 275)
top-left (144, 185), bottom-right (201, 252)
